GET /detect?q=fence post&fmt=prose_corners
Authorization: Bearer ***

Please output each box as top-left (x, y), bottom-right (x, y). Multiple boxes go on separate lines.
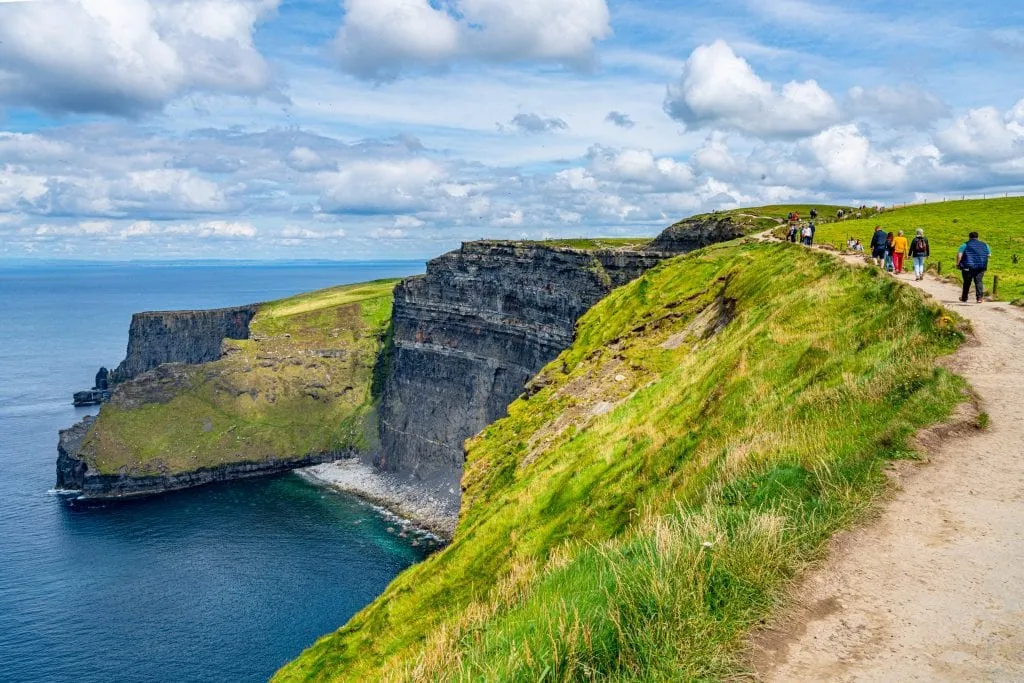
top-left (993, 275), bottom-right (999, 298)
top-left (937, 261), bottom-right (942, 276)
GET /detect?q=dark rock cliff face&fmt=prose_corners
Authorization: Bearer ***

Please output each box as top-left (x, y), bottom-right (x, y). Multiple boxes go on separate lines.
top-left (58, 218), bottom-right (743, 506)
top-left (374, 241), bottom-right (667, 503)
top-left (109, 306), bottom-right (257, 384)
top-left (644, 216), bottom-right (746, 254)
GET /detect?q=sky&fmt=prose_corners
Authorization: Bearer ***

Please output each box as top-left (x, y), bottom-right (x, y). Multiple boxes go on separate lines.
top-left (0, 0), bottom-right (1022, 260)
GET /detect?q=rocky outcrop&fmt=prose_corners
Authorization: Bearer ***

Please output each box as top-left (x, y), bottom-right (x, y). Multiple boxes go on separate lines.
top-left (57, 217), bottom-right (743, 511)
top-left (644, 215), bottom-right (746, 254)
top-left (374, 241), bottom-right (667, 503)
top-left (109, 306), bottom-right (256, 384)
top-left (57, 414), bottom-right (349, 498)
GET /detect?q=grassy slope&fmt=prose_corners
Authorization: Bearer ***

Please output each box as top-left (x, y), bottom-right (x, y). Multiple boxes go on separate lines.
top-left (276, 242), bottom-right (967, 681)
top-left (811, 197), bottom-right (1024, 302)
top-left (537, 238), bottom-right (653, 250)
top-left (80, 280), bottom-right (398, 476)
top-left (676, 204), bottom-right (856, 233)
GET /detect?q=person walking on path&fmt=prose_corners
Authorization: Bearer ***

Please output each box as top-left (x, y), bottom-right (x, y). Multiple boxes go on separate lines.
top-left (787, 223), bottom-right (798, 243)
top-left (800, 223), bottom-right (813, 246)
top-left (891, 230), bottom-right (909, 274)
top-left (956, 231), bottom-right (992, 302)
top-left (909, 229), bottom-right (930, 280)
top-left (869, 226), bottom-right (888, 267)
top-left (884, 232), bottom-right (896, 272)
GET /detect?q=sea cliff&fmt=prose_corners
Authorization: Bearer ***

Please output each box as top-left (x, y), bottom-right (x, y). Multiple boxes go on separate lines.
top-left (56, 215), bottom-right (750, 522)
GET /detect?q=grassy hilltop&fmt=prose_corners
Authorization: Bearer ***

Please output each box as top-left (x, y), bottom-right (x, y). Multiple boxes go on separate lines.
top-left (812, 197), bottom-right (1024, 302)
top-left (78, 280), bottom-right (397, 476)
top-left (277, 241), bottom-right (967, 681)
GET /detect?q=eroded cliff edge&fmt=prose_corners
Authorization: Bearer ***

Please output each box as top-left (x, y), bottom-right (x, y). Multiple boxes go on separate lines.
top-left (56, 216), bottom-right (746, 524)
top-left (56, 281), bottom-right (397, 500)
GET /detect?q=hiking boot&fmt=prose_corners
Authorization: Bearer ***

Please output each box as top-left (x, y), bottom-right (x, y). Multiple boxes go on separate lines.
top-left (960, 296), bottom-right (968, 302)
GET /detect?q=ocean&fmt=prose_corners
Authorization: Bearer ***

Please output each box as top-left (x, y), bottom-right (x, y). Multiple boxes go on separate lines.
top-left (0, 260), bottom-right (428, 682)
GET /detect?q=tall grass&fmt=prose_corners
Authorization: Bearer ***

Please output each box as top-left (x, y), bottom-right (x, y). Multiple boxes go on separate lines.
top-left (276, 242), bottom-right (966, 682)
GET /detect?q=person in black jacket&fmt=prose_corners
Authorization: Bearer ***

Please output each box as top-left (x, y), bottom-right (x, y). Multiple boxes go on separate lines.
top-left (869, 226), bottom-right (888, 267)
top-left (909, 228), bottom-right (930, 280)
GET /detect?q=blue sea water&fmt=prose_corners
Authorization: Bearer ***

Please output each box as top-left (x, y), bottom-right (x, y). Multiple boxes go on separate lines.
top-left (0, 261), bottom-right (428, 682)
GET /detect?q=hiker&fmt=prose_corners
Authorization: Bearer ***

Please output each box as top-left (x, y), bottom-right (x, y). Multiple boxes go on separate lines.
top-left (847, 236), bottom-right (857, 250)
top-left (787, 223), bottom-right (798, 243)
top-left (909, 229), bottom-right (930, 280)
top-left (810, 208), bottom-right (818, 220)
top-left (884, 232), bottom-right (895, 272)
top-left (891, 230), bottom-right (909, 274)
top-left (852, 239), bottom-right (864, 253)
top-left (870, 226), bottom-right (888, 266)
top-left (800, 223), bottom-right (813, 245)
top-left (956, 231), bottom-right (992, 303)
top-left (808, 221), bottom-right (816, 245)
top-left (837, 208), bottom-right (845, 220)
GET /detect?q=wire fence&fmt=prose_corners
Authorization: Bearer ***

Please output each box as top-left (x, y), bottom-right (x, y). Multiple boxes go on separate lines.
top-left (883, 190), bottom-right (1024, 211)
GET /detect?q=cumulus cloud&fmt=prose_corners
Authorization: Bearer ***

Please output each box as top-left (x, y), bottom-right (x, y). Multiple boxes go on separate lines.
top-left (664, 40), bottom-right (840, 138)
top-left (333, 0), bottom-right (611, 80)
top-left (0, 0), bottom-right (280, 115)
top-left (585, 145), bottom-right (694, 191)
top-left (937, 99), bottom-right (1024, 161)
top-left (316, 158), bottom-right (447, 214)
top-left (605, 111), bottom-right (635, 128)
top-left (806, 124), bottom-right (908, 191)
top-left (846, 85), bottom-right (948, 127)
top-left (508, 113), bottom-right (569, 134)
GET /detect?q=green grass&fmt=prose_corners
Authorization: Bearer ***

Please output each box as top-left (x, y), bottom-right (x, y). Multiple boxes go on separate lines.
top-left (275, 242), bottom-right (967, 682)
top-left (810, 197), bottom-right (1024, 301)
top-left (79, 279), bottom-right (399, 475)
top-left (536, 237), bottom-right (653, 250)
top-left (675, 204), bottom-right (857, 233)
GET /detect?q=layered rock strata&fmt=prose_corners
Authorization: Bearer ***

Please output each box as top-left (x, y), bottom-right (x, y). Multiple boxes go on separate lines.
top-left (109, 306), bottom-right (256, 384)
top-left (374, 241), bottom-right (667, 505)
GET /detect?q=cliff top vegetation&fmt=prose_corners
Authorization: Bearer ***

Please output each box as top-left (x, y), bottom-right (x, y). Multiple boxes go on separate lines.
top-left (810, 197), bottom-right (1024, 302)
top-left (79, 279), bottom-right (399, 476)
top-left (277, 241), bottom-right (968, 681)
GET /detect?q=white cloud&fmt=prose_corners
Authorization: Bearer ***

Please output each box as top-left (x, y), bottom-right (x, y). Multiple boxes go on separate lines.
top-left (586, 145), bottom-right (695, 191)
top-left (806, 124), bottom-right (908, 191)
top-left (286, 146), bottom-right (335, 172)
top-left (0, 0), bottom-right (280, 114)
top-left (332, 0), bottom-right (611, 80)
top-left (937, 100), bottom-right (1024, 161)
top-left (664, 40), bottom-right (840, 138)
top-left (316, 158), bottom-right (447, 213)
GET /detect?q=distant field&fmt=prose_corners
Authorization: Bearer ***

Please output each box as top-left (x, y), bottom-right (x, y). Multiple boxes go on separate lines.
top-left (811, 197), bottom-right (1024, 302)
top-left (538, 237), bottom-right (652, 250)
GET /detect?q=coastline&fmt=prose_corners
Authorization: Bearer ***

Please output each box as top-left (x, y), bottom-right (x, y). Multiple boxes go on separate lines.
top-left (298, 459), bottom-right (458, 542)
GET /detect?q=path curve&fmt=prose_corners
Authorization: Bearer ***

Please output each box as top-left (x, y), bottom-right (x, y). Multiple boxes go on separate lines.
top-left (754, 254), bottom-right (1024, 681)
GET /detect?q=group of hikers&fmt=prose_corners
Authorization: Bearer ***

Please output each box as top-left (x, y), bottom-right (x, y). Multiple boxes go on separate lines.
top-left (785, 208), bottom-right (818, 245)
top-left (865, 226), bottom-right (992, 302)
top-left (784, 212), bottom-right (993, 303)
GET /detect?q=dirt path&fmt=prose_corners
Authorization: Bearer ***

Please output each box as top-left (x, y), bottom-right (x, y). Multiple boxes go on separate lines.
top-left (754, 257), bottom-right (1024, 681)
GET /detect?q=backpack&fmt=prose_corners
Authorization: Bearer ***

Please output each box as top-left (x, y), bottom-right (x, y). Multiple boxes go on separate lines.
top-left (912, 237), bottom-right (926, 254)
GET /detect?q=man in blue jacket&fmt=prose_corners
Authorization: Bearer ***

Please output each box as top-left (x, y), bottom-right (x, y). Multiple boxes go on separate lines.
top-left (869, 226), bottom-right (888, 267)
top-left (956, 231), bottom-right (992, 303)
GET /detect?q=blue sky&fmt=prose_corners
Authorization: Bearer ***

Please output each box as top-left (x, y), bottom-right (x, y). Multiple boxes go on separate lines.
top-left (1, 0), bottom-right (1022, 260)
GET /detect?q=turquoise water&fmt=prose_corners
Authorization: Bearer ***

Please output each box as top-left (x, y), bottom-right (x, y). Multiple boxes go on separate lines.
top-left (0, 261), bottom-right (428, 682)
